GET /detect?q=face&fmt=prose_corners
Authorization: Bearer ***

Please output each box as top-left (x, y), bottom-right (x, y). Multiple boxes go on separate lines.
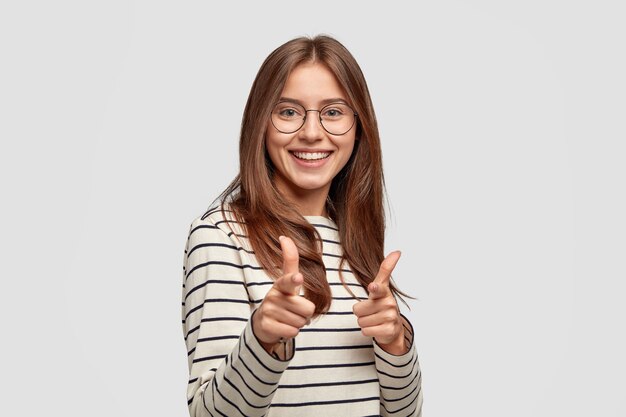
top-left (265, 62), bottom-right (357, 209)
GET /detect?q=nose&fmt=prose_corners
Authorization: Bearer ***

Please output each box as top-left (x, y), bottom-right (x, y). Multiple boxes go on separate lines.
top-left (299, 110), bottom-right (324, 141)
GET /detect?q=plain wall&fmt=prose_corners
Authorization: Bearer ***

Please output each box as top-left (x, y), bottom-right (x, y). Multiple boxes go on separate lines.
top-left (1, 1), bottom-right (624, 416)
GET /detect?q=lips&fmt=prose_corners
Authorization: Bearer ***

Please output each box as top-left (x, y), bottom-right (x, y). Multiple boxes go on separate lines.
top-left (290, 151), bottom-right (332, 161)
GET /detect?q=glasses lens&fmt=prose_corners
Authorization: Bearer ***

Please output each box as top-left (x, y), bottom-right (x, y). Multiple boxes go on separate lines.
top-left (270, 101), bottom-right (357, 135)
top-left (320, 103), bottom-right (356, 135)
top-left (271, 102), bottom-right (305, 133)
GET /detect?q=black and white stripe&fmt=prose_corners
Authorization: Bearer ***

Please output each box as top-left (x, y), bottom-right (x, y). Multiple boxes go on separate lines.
top-left (182, 205), bottom-right (423, 416)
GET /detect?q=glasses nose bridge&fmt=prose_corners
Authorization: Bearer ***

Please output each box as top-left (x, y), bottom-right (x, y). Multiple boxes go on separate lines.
top-left (301, 108), bottom-right (323, 131)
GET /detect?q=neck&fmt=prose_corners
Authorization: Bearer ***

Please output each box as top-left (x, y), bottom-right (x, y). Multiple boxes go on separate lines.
top-left (275, 182), bottom-right (330, 217)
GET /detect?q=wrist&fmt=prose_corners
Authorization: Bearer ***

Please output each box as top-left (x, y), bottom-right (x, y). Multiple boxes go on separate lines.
top-left (251, 309), bottom-right (279, 353)
top-left (251, 310), bottom-right (285, 355)
top-left (376, 331), bottom-right (407, 355)
top-left (259, 339), bottom-right (277, 354)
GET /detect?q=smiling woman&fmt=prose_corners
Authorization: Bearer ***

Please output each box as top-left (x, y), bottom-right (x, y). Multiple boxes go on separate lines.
top-left (181, 34), bottom-right (423, 417)
top-left (265, 62), bottom-right (358, 215)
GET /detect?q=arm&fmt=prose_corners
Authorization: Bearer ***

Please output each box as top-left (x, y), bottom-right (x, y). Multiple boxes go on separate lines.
top-left (181, 216), bottom-right (294, 417)
top-left (352, 252), bottom-right (424, 416)
top-left (374, 313), bottom-right (423, 417)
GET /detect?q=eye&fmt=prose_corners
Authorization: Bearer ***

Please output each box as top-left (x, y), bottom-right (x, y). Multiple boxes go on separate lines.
top-left (280, 108), bottom-right (297, 117)
top-left (322, 105), bottom-right (346, 118)
top-left (274, 102), bottom-right (304, 119)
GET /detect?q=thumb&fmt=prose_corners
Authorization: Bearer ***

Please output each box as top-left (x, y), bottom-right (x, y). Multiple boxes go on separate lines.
top-left (274, 272), bottom-right (303, 296)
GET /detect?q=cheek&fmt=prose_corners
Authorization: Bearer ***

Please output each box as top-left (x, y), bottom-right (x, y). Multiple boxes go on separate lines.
top-left (338, 138), bottom-right (357, 166)
top-left (264, 132), bottom-right (288, 167)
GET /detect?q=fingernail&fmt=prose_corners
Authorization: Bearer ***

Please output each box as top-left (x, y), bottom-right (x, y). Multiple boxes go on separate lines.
top-left (278, 235), bottom-right (284, 242)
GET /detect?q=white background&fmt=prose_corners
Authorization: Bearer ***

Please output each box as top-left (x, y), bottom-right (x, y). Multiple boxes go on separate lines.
top-left (1, 1), bottom-right (624, 416)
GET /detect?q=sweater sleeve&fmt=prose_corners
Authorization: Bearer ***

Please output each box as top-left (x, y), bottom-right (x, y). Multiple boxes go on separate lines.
top-left (373, 313), bottom-right (424, 417)
top-left (181, 216), bottom-right (294, 417)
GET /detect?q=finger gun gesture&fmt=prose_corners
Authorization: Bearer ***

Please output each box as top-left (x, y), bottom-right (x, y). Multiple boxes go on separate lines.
top-left (353, 251), bottom-right (408, 355)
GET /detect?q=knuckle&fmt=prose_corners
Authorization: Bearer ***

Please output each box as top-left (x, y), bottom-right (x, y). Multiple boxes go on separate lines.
top-left (257, 305), bottom-right (268, 319)
top-left (258, 319), bottom-right (270, 334)
top-left (303, 301), bottom-right (315, 317)
top-left (262, 303), bottom-right (274, 315)
top-left (298, 316), bottom-right (308, 328)
top-left (380, 262), bottom-right (393, 273)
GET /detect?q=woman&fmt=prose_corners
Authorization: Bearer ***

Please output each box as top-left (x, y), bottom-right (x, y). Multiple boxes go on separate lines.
top-left (182, 34), bottom-right (423, 416)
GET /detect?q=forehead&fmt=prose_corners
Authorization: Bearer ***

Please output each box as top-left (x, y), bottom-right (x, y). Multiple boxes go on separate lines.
top-left (280, 62), bottom-right (348, 105)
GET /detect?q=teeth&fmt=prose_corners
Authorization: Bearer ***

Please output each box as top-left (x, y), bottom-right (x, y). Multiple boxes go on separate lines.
top-left (292, 151), bottom-right (331, 160)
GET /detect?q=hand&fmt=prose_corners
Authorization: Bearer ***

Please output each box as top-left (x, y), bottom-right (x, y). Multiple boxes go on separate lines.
top-left (252, 235), bottom-right (316, 353)
top-left (353, 251), bottom-right (408, 355)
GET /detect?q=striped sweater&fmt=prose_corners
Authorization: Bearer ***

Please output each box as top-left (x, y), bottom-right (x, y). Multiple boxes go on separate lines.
top-left (181, 205), bottom-right (423, 416)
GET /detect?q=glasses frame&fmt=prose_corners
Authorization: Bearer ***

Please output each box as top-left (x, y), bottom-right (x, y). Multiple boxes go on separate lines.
top-left (270, 100), bottom-right (358, 136)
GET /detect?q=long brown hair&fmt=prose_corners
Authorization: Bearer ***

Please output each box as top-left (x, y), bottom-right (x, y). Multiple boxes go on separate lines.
top-left (212, 34), bottom-right (413, 316)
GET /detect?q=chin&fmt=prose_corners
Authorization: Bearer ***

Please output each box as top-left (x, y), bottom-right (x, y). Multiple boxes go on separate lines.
top-left (293, 182), bottom-right (329, 191)
top-left (291, 175), bottom-right (330, 191)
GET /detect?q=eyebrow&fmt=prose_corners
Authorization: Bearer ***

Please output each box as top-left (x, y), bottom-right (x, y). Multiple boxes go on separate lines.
top-left (278, 97), bottom-right (349, 106)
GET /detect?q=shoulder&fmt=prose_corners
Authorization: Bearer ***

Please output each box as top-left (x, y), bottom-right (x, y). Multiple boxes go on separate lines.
top-left (197, 202), bottom-right (233, 226)
top-left (187, 201), bottom-right (246, 247)
top-left (184, 202), bottom-right (248, 273)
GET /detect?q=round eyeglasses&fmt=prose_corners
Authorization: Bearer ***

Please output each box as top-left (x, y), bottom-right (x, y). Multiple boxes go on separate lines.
top-left (270, 100), bottom-right (358, 136)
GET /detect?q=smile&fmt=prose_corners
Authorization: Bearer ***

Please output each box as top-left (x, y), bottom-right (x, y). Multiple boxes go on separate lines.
top-left (289, 151), bottom-right (332, 161)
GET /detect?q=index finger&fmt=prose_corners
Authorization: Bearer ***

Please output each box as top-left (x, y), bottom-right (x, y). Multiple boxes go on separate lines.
top-left (369, 251), bottom-right (401, 299)
top-left (279, 235), bottom-right (300, 276)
